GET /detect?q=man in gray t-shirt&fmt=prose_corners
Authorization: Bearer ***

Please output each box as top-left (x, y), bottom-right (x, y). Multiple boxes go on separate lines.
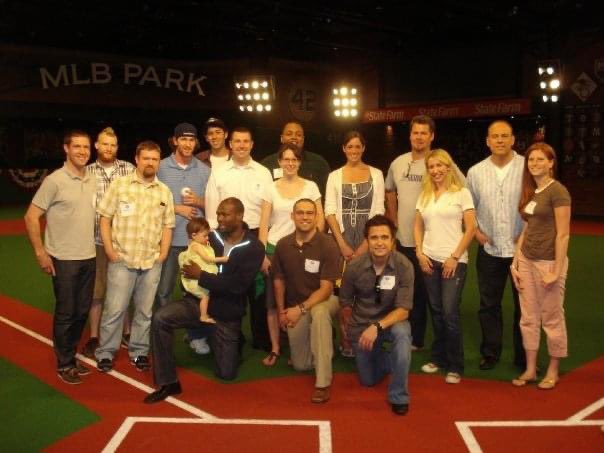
top-left (24, 130), bottom-right (97, 385)
top-left (384, 115), bottom-right (434, 351)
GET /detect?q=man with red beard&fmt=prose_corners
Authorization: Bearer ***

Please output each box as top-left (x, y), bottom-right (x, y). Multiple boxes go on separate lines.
top-left (95, 141), bottom-right (175, 374)
top-left (81, 127), bottom-right (135, 358)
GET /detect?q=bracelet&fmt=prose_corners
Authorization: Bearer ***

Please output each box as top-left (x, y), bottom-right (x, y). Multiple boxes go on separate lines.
top-left (298, 303), bottom-right (308, 315)
top-left (450, 255), bottom-right (459, 261)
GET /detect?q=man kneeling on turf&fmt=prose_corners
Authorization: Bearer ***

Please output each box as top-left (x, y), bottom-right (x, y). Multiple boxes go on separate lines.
top-left (339, 215), bottom-right (414, 415)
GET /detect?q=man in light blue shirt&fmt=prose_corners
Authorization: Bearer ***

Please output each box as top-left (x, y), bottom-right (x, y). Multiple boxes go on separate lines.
top-left (155, 124), bottom-right (210, 340)
top-left (466, 120), bottom-right (525, 371)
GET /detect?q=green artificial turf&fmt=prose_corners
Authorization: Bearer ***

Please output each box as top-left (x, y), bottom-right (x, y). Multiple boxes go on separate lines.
top-left (1, 229), bottom-right (603, 385)
top-left (0, 357), bottom-right (100, 451)
top-left (0, 206), bottom-right (26, 220)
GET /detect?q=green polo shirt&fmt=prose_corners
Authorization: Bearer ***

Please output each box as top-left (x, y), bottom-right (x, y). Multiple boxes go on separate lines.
top-left (31, 165), bottom-right (96, 260)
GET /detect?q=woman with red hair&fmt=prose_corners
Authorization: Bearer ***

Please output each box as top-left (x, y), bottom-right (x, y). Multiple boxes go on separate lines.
top-left (510, 142), bottom-right (571, 390)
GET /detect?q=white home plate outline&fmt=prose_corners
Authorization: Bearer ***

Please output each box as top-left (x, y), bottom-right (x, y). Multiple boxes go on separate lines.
top-left (0, 314), bottom-right (332, 453)
top-left (102, 417), bottom-right (332, 453)
top-left (455, 397), bottom-right (604, 453)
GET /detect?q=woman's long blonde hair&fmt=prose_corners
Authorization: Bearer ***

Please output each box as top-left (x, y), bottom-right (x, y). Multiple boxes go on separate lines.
top-left (417, 149), bottom-right (464, 208)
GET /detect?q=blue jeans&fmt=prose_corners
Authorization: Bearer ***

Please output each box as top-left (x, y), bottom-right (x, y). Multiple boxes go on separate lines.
top-left (151, 294), bottom-right (242, 384)
top-left (353, 321), bottom-right (412, 405)
top-left (96, 260), bottom-right (162, 360)
top-left (154, 246), bottom-right (186, 308)
top-left (51, 258), bottom-right (96, 369)
top-left (397, 243), bottom-right (430, 348)
top-left (422, 259), bottom-right (466, 374)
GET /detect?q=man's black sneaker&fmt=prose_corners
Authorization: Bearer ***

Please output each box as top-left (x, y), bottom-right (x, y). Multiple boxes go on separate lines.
top-left (81, 337), bottom-right (99, 358)
top-left (130, 355), bottom-right (150, 372)
top-left (76, 362), bottom-right (91, 376)
top-left (58, 367), bottom-right (82, 384)
top-left (97, 358), bottom-right (113, 373)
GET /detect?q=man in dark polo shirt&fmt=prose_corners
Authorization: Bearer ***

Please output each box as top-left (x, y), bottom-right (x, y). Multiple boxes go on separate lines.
top-left (261, 121), bottom-right (330, 197)
top-left (339, 215), bottom-right (414, 415)
top-left (272, 198), bottom-right (341, 403)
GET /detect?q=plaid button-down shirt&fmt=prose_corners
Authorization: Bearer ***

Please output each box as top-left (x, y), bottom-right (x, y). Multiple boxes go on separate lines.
top-left (97, 172), bottom-right (175, 270)
top-left (87, 159), bottom-right (135, 244)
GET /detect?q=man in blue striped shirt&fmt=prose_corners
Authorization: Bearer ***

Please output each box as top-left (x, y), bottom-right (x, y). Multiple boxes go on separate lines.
top-left (155, 124), bottom-right (210, 338)
top-left (466, 120), bottom-right (525, 370)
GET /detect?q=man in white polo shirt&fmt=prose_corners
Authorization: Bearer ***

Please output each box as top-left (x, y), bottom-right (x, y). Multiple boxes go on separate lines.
top-left (205, 126), bottom-right (273, 350)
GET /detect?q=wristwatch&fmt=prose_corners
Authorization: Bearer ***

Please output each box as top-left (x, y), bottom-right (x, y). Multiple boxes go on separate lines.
top-left (372, 321), bottom-right (383, 333)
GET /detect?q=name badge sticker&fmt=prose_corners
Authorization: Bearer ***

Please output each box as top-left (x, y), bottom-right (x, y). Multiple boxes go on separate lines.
top-left (305, 259), bottom-right (320, 273)
top-left (119, 201), bottom-right (135, 217)
top-left (380, 275), bottom-right (396, 290)
top-left (273, 168), bottom-right (283, 179)
top-left (524, 201), bottom-right (537, 215)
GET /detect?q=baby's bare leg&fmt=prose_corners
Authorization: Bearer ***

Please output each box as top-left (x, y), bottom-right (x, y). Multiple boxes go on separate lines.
top-left (199, 295), bottom-right (216, 324)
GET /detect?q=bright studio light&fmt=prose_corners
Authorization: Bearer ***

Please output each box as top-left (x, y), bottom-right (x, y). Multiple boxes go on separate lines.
top-left (332, 84), bottom-right (359, 119)
top-left (235, 75), bottom-right (275, 113)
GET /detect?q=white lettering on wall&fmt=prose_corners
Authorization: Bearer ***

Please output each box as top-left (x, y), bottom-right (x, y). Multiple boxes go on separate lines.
top-left (40, 65), bottom-right (69, 89)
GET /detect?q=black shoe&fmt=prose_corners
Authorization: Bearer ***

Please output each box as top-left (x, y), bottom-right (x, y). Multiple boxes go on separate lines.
top-left (130, 355), bottom-right (150, 372)
top-left (479, 356), bottom-right (498, 370)
top-left (144, 382), bottom-right (182, 404)
top-left (75, 362), bottom-right (91, 376)
top-left (81, 337), bottom-right (99, 359)
top-left (58, 367), bottom-right (82, 385)
top-left (391, 403), bottom-right (409, 415)
top-left (97, 358), bottom-right (113, 373)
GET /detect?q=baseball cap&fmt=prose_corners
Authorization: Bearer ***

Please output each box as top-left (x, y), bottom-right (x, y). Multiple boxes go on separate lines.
top-left (174, 123), bottom-right (198, 138)
top-left (203, 117), bottom-right (228, 134)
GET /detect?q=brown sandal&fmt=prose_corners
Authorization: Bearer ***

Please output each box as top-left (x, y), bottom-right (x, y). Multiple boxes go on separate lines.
top-left (262, 351), bottom-right (280, 367)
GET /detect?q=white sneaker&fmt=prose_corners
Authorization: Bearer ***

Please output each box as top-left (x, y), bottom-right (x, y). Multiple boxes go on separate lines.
top-left (445, 372), bottom-right (461, 384)
top-left (189, 338), bottom-right (210, 355)
top-left (421, 362), bottom-right (439, 374)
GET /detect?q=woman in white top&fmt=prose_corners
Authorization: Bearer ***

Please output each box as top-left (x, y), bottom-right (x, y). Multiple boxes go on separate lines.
top-left (325, 131), bottom-right (385, 357)
top-left (258, 142), bottom-right (324, 366)
top-left (325, 131), bottom-right (385, 260)
top-left (414, 149), bottom-right (476, 384)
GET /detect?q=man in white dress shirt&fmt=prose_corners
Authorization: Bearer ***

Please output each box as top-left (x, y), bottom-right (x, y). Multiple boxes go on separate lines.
top-left (205, 127), bottom-right (273, 350)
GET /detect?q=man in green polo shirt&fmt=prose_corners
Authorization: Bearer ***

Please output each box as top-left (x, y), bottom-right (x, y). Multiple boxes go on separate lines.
top-left (261, 121), bottom-right (330, 198)
top-left (24, 130), bottom-right (97, 385)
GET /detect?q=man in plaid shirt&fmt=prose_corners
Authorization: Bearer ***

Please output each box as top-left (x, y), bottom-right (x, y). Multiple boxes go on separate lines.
top-left (81, 127), bottom-right (135, 359)
top-left (95, 140), bottom-right (175, 373)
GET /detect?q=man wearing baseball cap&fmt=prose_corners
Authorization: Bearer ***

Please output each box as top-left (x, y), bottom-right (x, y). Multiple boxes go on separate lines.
top-left (195, 117), bottom-right (230, 170)
top-left (155, 124), bottom-right (211, 356)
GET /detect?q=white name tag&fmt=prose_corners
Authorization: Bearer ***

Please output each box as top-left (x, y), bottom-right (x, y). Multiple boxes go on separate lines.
top-left (524, 201), bottom-right (537, 215)
top-left (380, 275), bottom-right (395, 290)
top-left (119, 201), bottom-right (135, 217)
top-left (273, 168), bottom-right (283, 179)
top-left (305, 259), bottom-right (320, 273)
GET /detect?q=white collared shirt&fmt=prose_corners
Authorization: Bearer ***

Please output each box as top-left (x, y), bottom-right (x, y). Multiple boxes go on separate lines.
top-left (205, 159), bottom-right (273, 229)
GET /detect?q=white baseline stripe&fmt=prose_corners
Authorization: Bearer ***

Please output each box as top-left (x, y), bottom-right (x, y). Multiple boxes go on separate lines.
top-left (0, 313), bottom-right (216, 420)
top-left (455, 422), bottom-right (483, 453)
top-left (567, 397), bottom-right (604, 422)
top-left (0, 313), bottom-right (333, 453)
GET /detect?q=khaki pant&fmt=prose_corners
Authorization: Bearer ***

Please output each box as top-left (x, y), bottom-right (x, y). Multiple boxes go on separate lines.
top-left (287, 295), bottom-right (339, 388)
top-left (517, 252), bottom-right (569, 357)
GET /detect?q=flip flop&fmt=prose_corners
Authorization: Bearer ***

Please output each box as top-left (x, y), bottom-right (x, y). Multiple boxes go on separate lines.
top-left (511, 375), bottom-right (537, 387)
top-left (262, 351), bottom-right (280, 367)
top-left (537, 377), bottom-right (558, 390)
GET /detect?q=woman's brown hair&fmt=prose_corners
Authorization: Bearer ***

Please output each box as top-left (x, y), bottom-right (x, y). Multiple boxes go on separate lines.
top-left (518, 142), bottom-right (558, 220)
